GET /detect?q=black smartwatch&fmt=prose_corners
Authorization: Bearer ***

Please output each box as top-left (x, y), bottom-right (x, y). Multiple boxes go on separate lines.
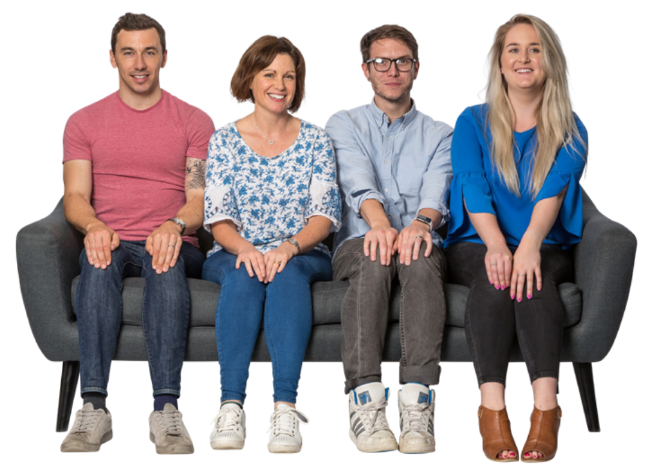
top-left (415, 215), bottom-right (434, 231)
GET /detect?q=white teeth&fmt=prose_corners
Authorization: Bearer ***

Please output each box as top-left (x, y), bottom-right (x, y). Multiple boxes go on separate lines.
top-left (133, 75), bottom-right (147, 78)
top-left (516, 69), bottom-right (533, 73)
top-left (269, 94), bottom-right (285, 99)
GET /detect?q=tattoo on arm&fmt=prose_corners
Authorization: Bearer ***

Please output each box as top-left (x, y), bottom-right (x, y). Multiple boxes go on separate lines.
top-left (185, 158), bottom-right (206, 190)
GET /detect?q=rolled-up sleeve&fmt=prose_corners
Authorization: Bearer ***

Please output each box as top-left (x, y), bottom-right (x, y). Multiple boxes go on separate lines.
top-left (305, 130), bottom-right (342, 231)
top-left (534, 118), bottom-right (588, 244)
top-left (326, 112), bottom-right (385, 215)
top-left (447, 111), bottom-right (496, 237)
top-left (203, 130), bottom-right (241, 232)
top-left (417, 123), bottom-right (453, 227)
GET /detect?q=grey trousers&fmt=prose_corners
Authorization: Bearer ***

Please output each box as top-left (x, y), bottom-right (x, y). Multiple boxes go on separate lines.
top-left (333, 238), bottom-right (447, 393)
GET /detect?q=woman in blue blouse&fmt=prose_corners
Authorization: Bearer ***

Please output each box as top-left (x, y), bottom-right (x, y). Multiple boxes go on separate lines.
top-left (202, 36), bottom-right (341, 453)
top-left (444, 15), bottom-right (587, 462)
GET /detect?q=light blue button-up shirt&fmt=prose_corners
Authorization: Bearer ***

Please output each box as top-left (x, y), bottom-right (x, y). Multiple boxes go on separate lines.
top-left (325, 99), bottom-right (453, 253)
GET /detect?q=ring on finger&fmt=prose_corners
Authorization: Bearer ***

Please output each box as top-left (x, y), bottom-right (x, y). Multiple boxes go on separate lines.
top-left (414, 235), bottom-right (423, 240)
top-left (490, 262), bottom-right (497, 265)
top-left (168, 244), bottom-right (175, 248)
top-left (274, 261), bottom-right (282, 265)
top-left (518, 273), bottom-right (525, 276)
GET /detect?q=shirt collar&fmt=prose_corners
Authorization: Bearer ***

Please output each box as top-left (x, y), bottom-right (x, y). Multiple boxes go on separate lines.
top-left (369, 97), bottom-right (418, 128)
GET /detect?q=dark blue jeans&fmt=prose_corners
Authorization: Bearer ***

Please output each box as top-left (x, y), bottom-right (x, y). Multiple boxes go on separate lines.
top-left (76, 240), bottom-right (204, 398)
top-left (202, 249), bottom-right (332, 404)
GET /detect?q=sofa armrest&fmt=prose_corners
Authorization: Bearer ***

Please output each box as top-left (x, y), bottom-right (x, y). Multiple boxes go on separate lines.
top-left (16, 198), bottom-right (84, 361)
top-left (568, 190), bottom-right (637, 362)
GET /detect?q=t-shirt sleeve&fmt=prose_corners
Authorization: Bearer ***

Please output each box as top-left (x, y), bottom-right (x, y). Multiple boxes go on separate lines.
top-left (534, 116), bottom-right (588, 244)
top-left (305, 129), bottom-right (342, 231)
top-left (62, 114), bottom-right (91, 163)
top-left (186, 108), bottom-right (215, 160)
top-left (204, 129), bottom-right (241, 231)
top-left (447, 109), bottom-right (495, 238)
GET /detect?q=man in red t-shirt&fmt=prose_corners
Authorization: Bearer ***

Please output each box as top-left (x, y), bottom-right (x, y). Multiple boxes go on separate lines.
top-left (60, 13), bottom-right (215, 454)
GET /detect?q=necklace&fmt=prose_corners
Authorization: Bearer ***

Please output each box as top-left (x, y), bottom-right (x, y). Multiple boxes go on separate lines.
top-left (252, 116), bottom-right (291, 145)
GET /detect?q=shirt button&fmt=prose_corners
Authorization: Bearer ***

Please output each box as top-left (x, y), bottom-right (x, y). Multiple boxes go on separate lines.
top-left (384, 188), bottom-right (389, 193)
top-left (387, 137), bottom-right (391, 140)
top-left (384, 160), bottom-right (388, 164)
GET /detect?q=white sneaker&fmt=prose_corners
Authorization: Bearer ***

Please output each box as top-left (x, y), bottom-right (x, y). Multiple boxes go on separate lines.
top-left (210, 403), bottom-right (246, 450)
top-left (149, 403), bottom-right (194, 454)
top-left (267, 404), bottom-right (308, 453)
top-left (398, 383), bottom-right (435, 453)
top-left (61, 403), bottom-right (113, 452)
top-left (349, 382), bottom-right (398, 452)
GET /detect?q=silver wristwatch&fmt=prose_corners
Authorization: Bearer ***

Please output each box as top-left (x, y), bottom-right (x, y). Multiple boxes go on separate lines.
top-left (167, 217), bottom-right (186, 235)
top-left (415, 214), bottom-right (434, 231)
top-left (284, 238), bottom-right (301, 255)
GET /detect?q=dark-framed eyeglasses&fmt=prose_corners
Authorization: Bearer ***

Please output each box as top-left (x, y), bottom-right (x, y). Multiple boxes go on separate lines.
top-left (365, 57), bottom-right (418, 72)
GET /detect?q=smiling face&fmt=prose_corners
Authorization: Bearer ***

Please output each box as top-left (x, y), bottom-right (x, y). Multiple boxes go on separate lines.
top-left (110, 28), bottom-right (166, 100)
top-left (363, 38), bottom-right (419, 107)
top-left (250, 53), bottom-right (296, 115)
top-left (500, 23), bottom-right (546, 93)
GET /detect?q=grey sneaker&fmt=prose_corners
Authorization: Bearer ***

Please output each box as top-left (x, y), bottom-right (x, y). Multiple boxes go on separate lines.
top-left (149, 403), bottom-right (194, 454)
top-left (60, 403), bottom-right (113, 452)
top-left (267, 404), bottom-right (308, 453)
top-left (349, 382), bottom-right (398, 452)
top-left (210, 403), bottom-right (246, 450)
top-left (398, 383), bottom-right (435, 453)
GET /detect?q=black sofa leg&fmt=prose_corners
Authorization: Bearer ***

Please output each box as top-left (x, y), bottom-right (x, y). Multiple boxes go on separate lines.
top-left (56, 361), bottom-right (80, 432)
top-left (572, 362), bottom-right (600, 432)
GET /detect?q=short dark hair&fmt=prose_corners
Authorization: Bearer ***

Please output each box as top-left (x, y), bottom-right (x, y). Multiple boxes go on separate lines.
top-left (231, 36), bottom-right (306, 113)
top-left (360, 24), bottom-right (419, 63)
top-left (111, 13), bottom-right (166, 54)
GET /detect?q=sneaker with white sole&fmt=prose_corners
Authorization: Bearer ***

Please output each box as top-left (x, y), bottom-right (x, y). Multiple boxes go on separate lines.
top-left (60, 403), bottom-right (113, 452)
top-left (267, 404), bottom-right (308, 453)
top-left (349, 382), bottom-right (398, 452)
top-left (398, 383), bottom-right (435, 453)
top-left (149, 403), bottom-right (194, 454)
top-left (210, 403), bottom-right (246, 450)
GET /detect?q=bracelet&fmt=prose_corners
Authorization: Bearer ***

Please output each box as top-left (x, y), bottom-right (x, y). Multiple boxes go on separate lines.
top-left (285, 238), bottom-right (301, 255)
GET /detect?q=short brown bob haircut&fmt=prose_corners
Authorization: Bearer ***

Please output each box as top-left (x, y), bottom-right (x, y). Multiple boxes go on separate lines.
top-left (231, 36), bottom-right (306, 113)
top-left (360, 24), bottom-right (419, 63)
top-left (111, 13), bottom-right (166, 54)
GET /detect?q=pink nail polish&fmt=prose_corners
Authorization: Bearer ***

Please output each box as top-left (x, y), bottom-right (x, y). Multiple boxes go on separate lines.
top-left (494, 284), bottom-right (499, 290)
top-left (511, 295), bottom-right (515, 300)
top-left (510, 452), bottom-right (515, 456)
top-left (490, 281), bottom-right (493, 285)
top-left (501, 285), bottom-right (505, 290)
top-left (527, 294), bottom-right (532, 299)
top-left (517, 297), bottom-right (522, 303)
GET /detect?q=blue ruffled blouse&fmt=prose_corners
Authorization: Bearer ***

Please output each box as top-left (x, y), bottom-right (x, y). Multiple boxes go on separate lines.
top-left (444, 104), bottom-right (588, 249)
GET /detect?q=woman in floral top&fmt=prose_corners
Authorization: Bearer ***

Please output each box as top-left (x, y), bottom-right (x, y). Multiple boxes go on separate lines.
top-left (202, 36), bottom-right (341, 453)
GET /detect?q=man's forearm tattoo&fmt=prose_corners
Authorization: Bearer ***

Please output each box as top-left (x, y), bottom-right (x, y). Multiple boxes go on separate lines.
top-left (186, 159), bottom-right (206, 190)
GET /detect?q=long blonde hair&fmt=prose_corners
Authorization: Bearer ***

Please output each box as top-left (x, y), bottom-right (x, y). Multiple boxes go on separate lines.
top-left (486, 14), bottom-right (585, 198)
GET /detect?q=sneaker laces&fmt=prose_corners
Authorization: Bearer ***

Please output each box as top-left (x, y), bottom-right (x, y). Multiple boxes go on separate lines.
top-left (212, 407), bottom-right (242, 434)
top-left (157, 410), bottom-right (183, 436)
top-left (268, 407), bottom-right (307, 437)
top-left (72, 407), bottom-right (103, 434)
top-left (357, 399), bottom-right (390, 434)
top-left (400, 403), bottom-right (431, 434)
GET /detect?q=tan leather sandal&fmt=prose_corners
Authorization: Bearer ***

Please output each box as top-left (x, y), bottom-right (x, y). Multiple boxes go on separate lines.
top-left (522, 406), bottom-right (562, 463)
top-left (478, 406), bottom-right (519, 462)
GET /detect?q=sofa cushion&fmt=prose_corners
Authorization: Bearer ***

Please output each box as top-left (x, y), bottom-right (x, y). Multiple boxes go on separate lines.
top-left (71, 277), bottom-right (582, 329)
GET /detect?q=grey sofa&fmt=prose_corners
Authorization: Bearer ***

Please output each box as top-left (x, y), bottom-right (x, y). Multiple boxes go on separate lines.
top-left (16, 191), bottom-right (636, 434)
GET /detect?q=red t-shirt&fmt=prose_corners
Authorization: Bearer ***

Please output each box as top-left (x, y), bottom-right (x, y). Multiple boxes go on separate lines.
top-left (63, 90), bottom-right (215, 247)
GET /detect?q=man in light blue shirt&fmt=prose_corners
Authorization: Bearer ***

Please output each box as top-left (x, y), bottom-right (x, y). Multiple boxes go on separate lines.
top-left (325, 24), bottom-right (452, 454)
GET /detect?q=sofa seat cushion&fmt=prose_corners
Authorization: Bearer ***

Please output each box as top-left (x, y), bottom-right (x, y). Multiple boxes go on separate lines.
top-left (71, 278), bottom-right (582, 328)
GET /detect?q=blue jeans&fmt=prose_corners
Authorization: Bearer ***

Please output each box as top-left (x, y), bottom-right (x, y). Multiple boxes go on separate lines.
top-left (76, 240), bottom-right (204, 397)
top-left (202, 249), bottom-right (332, 404)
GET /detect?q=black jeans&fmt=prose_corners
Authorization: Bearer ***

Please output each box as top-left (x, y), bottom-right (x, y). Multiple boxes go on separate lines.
top-left (445, 242), bottom-right (573, 387)
top-left (334, 238), bottom-right (447, 393)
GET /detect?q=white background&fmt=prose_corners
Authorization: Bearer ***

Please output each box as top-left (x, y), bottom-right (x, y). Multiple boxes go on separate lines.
top-left (2, 1), bottom-right (648, 466)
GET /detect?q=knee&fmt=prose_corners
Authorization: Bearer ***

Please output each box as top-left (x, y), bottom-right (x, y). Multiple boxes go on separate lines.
top-left (401, 245), bottom-right (445, 283)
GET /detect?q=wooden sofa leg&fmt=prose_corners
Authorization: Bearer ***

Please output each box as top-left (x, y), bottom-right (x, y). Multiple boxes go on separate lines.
top-left (56, 361), bottom-right (80, 432)
top-left (572, 362), bottom-right (601, 432)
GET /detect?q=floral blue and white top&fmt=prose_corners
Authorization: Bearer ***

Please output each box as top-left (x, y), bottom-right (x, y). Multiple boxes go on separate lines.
top-left (204, 120), bottom-right (342, 257)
